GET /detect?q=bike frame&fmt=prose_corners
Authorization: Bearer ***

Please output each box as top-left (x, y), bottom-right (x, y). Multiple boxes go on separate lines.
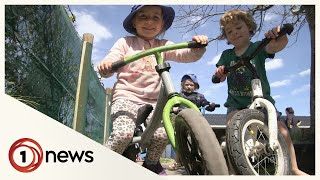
top-left (112, 42), bottom-right (204, 150)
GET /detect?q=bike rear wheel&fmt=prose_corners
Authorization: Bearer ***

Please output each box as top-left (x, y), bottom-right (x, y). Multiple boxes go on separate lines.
top-left (226, 109), bottom-right (291, 175)
top-left (175, 108), bottom-right (228, 175)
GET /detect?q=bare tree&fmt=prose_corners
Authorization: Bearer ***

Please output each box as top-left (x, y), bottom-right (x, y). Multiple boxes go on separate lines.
top-left (174, 5), bottom-right (315, 139)
top-left (301, 5), bottom-right (315, 141)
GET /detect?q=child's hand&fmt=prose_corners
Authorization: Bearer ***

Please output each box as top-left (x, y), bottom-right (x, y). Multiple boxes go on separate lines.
top-left (190, 35), bottom-right (208, 53)
top-left (215, 65), bottom-right (227, 82)
top-left (205, 103), bottom-right (217, 112)
top-left (97, 60), bottom-right (114, 78)
top-left (265, 26), bottom-right (281, 39)
top-left (192, 35), bottom-right (208, 44)
top-left (265, 26), bottom-right (289, 54)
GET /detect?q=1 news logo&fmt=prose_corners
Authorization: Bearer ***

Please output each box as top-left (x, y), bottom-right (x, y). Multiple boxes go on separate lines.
top-left (8, 138), bottom-right (43, 173)
top-left (8, 138), bottom-right (94, 173)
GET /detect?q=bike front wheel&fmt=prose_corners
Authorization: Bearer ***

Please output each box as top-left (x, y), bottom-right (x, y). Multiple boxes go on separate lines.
top-left (175, 108), bottom-right (228, 175)
top-left (226, 109), bottom-right (291, 175)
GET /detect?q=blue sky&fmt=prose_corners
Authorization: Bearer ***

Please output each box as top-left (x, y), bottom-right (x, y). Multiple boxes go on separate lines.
top-left (69, 5), bottom-right (311, 116)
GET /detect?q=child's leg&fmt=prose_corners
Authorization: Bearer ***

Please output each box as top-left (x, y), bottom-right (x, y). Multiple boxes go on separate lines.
top-left (143, 110), bottom-right (169, 163)
top-left (277, 121), bottom-right (309, 175)
top-left (142, 124), bottom-right (168, 174)
top-left (145, 127), bottom-right (168, 162)
top-left (106, 99), bottom-right (138, 154)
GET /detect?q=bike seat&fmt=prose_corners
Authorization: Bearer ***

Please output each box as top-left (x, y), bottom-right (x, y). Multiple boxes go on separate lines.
top-left (136, 104), bottom-right (153, 126)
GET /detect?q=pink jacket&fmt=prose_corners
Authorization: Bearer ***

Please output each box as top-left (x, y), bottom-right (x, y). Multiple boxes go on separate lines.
top-left (102, 36), bottom-right (206, 105)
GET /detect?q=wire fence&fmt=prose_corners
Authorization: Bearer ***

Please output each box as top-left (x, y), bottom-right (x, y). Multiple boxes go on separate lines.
top-left (5, 5), bottom-right (107, 144)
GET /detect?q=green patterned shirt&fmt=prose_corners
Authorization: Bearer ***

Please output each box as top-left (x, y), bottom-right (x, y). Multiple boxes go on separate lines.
top-left (216, 41), bottom-right (275, 109)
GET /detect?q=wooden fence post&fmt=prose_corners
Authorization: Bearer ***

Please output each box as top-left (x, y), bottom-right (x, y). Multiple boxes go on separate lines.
top-left (73, 33), bottom-right (94, 133)
top-left (103, 88), bottom-right (113, 145)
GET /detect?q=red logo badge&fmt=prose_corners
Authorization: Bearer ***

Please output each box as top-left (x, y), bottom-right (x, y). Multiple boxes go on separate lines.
top-left (8, 138), bottom-right (43, 173)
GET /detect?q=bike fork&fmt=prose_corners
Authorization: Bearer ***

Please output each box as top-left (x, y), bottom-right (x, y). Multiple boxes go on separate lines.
top-left (249, 79), bottom-right (279, 151)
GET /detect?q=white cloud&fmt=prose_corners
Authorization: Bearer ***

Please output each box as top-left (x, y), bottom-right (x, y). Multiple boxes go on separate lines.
top-left (73, 10), bottom-right (112, 44)
top-left (291, 84), bottom-right (310, 95)
top-left (91, 48), bottom-right (106, 65)
top-left (181, 32), bottom-right (192, 41)
top-left (265, 58), bottom-right (283, 71)
top-left (192, 16), bottom-right (207, 28)
top-left (190, 16), bottom-right (202, 23)
top-left (207, 52), bottom-right (222, 66)
top-left (272, 95), bottom-right (281, 99)
top-left (264, 13), bottom-right (279, 22)
top-left (203, 83), bottom-right (225, 96)
top-left (288, 73), bottom-right (297, 79)
top-left (298, 69), bottom-right (310, 77)
top-left (270, 79), bottom-right (291, 87)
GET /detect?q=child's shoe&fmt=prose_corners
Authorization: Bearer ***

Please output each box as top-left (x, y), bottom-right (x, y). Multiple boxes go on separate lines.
top-left (142, 161), bottom-right (167, 175)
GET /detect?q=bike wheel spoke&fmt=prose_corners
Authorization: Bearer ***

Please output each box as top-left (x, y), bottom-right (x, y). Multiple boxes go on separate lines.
top-left (181, 129), bottom-right (205, 174)
top-left (244, 122), bottom-right (280, 175)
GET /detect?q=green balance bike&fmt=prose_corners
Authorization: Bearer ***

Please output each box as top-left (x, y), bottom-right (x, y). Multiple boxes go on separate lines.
top-left (111, 41), bottom-right (228, 175)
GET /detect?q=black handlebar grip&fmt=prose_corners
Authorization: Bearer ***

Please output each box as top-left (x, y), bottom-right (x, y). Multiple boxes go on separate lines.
top-left (215, 104), bottom-right (220, 108)
top-left (212, 75), bottom-right (221, 84)
top-left (277, 23), bottom-right (294, 37)
top-left (187, 41), bottom-right (208, 48)
top-left (111, 60), bottom-right (126, 71)
top-left (262, 23), bottom-right (294, 47)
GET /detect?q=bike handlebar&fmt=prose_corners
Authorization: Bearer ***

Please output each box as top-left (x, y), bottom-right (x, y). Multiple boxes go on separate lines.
top-left (110, 41), bottom-right (207, 71)
top-left (212, 23), bottom-right (294, 84)
top-left (111, 60), bottom-right (126, 71)
top-left (206, 103), bottom-right (221, 108)
top-left (187, 41), bottom-right (208, 49)
top-left (204, 103), bottom-right (220, 112)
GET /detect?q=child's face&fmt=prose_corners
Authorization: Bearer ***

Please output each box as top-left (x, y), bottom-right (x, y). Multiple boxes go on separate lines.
top-left (183, 79), bottom-right (196, 93)
top-left (224, 19), bottom-right (251, 48)
top-left (133, 6), bottom-right (164, 40)
top-left (286, 110), bottom-right (294, 118)
top-left (287, 113), bottom-right (294, 120)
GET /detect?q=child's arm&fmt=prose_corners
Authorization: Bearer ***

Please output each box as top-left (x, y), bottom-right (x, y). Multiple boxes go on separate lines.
top-left (97, 38), bottom-right (127, 78)
top-left (199, 94), bottom-right (217, 112)
top-left (265, 26), bottom-right (289, 54)
top-left (215, 65), bottom-right (227, 82)
top-left (164, 35), bottom-right (208, 63)
top-left (199, 94), bottom-right (211, 107)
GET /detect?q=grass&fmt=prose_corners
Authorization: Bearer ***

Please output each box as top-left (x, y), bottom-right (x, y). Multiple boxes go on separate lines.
top-left (160, 158), bottom-right (175, 164)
